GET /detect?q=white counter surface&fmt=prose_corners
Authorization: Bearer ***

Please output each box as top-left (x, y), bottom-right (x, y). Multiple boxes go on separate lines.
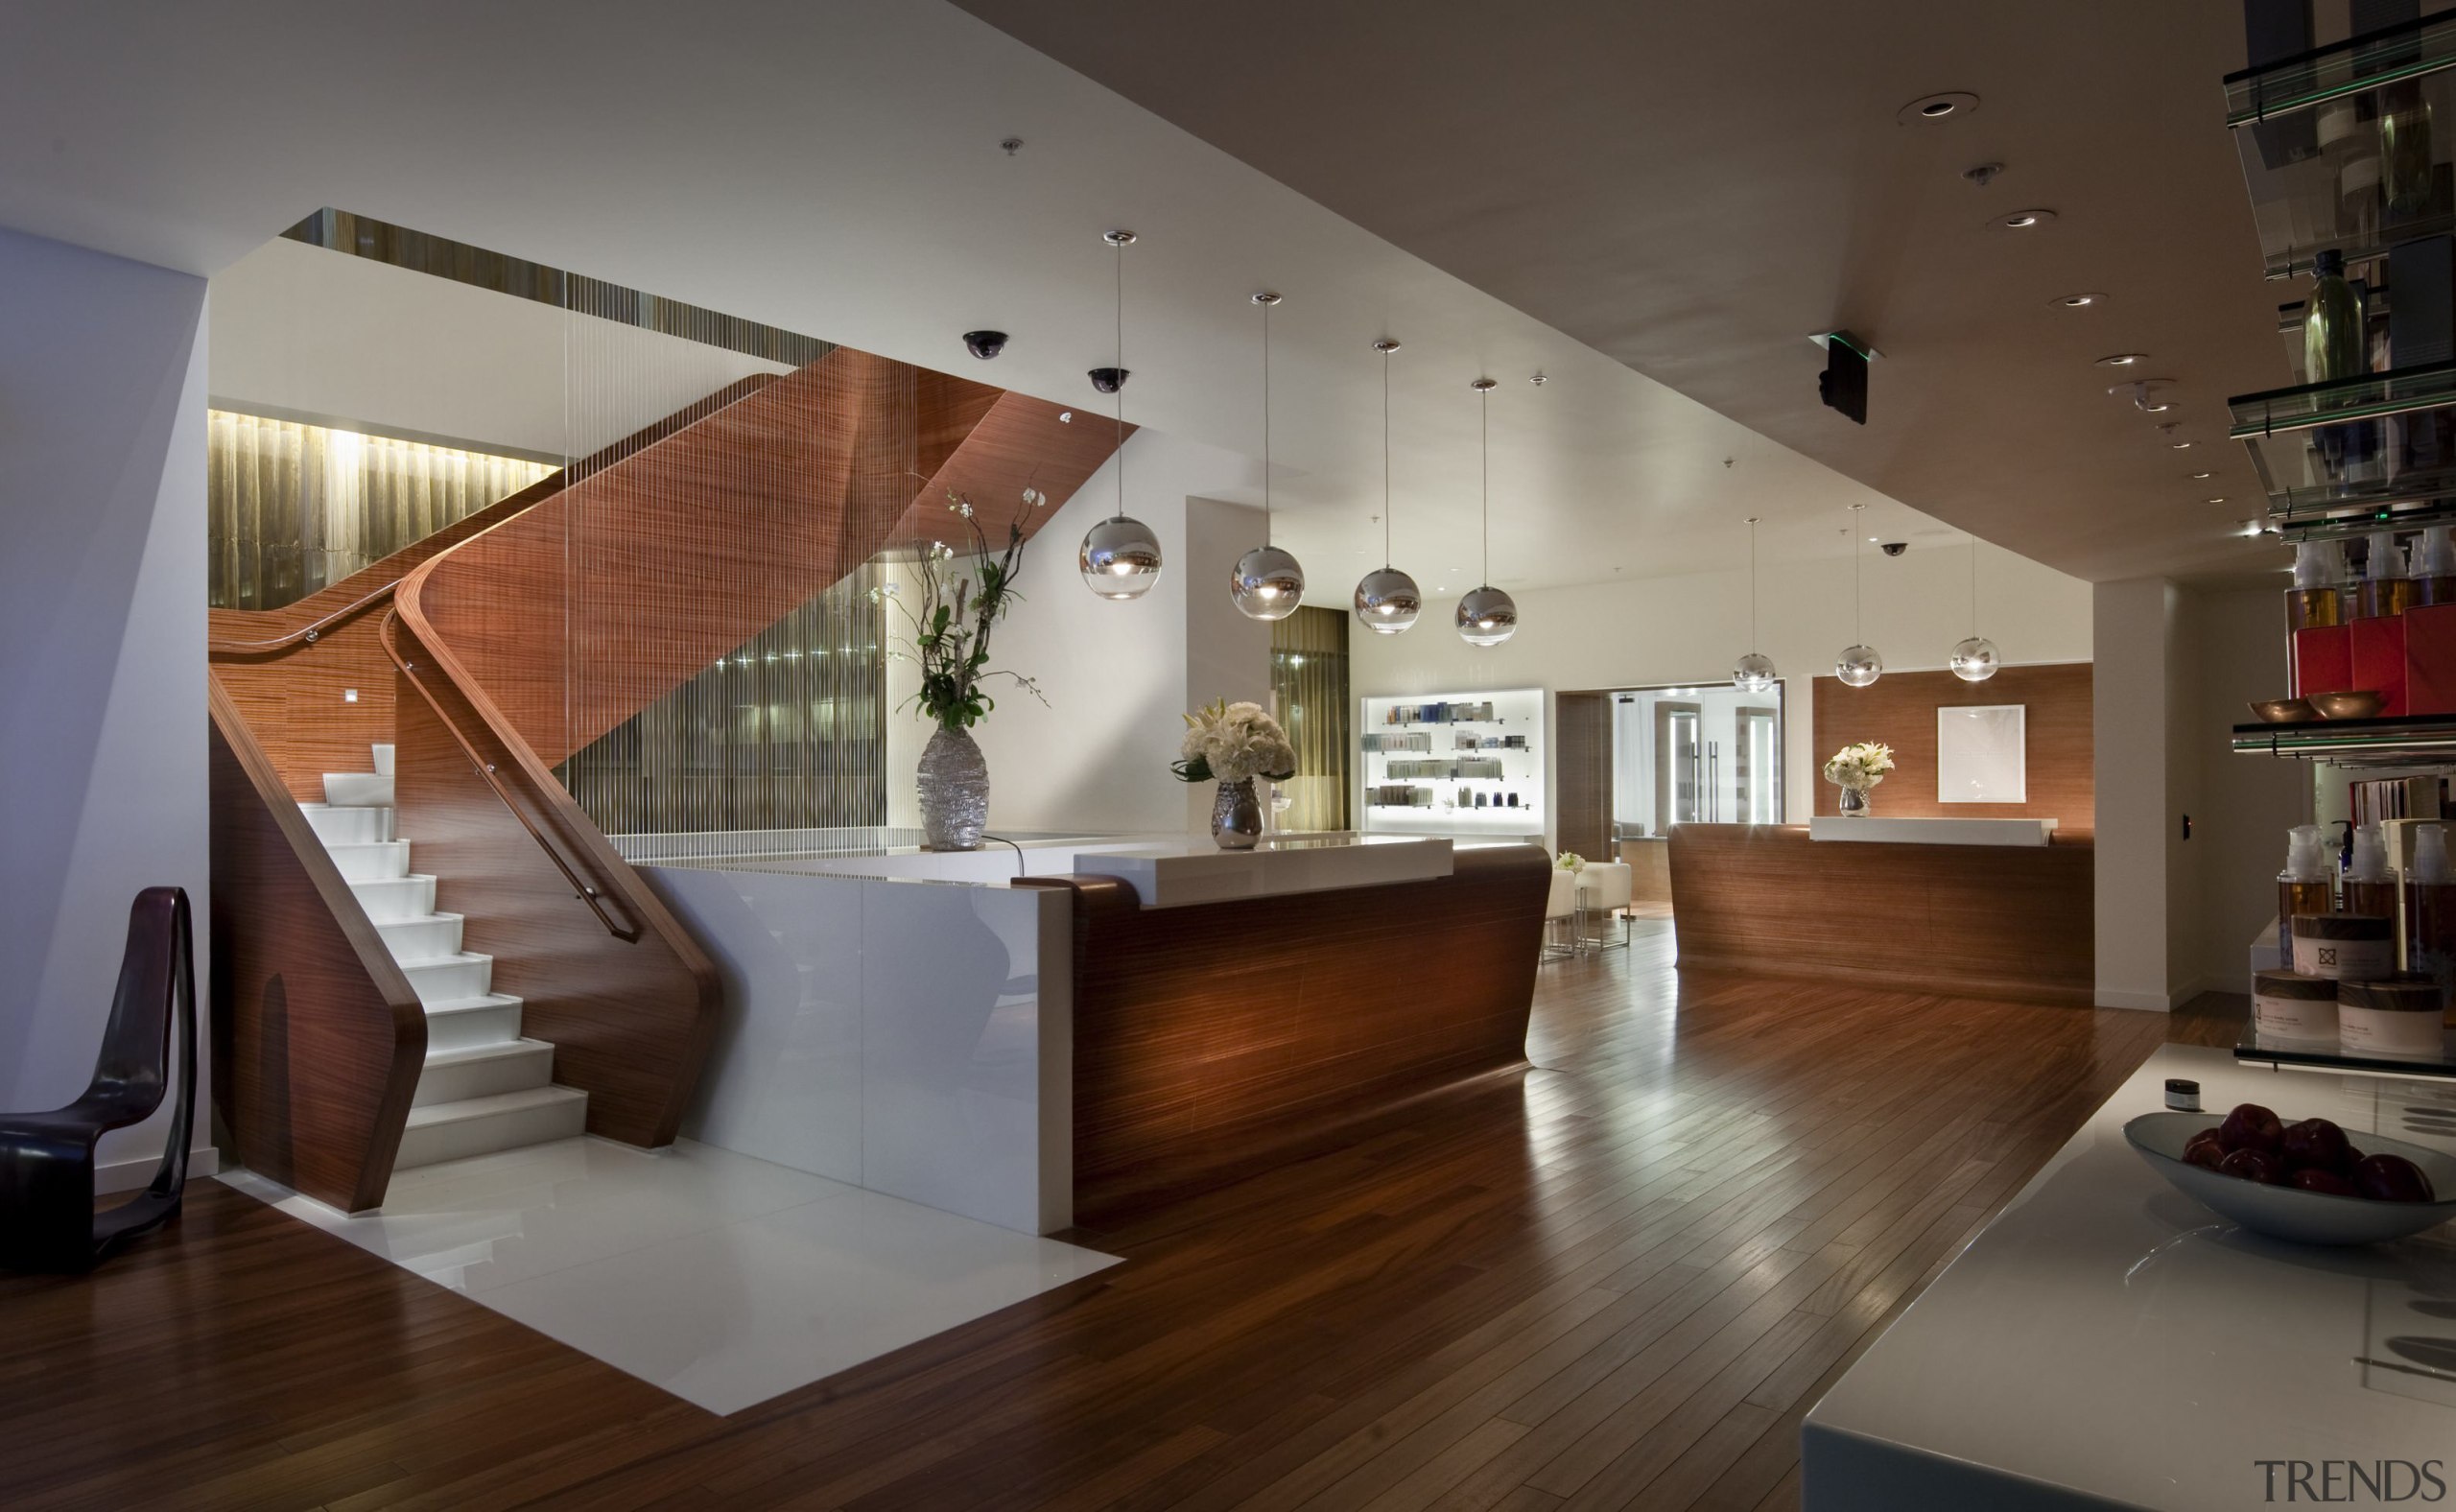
top-left (1807, 815), bottom-right (2058, 846)
top-left (1803, 1045), bottom-right (2456, 1511)
top-left (1069, 834), bottom-right (1454, 908)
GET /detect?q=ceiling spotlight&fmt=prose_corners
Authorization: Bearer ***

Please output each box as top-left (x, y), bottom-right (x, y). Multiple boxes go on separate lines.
top-left (2109, 379), bottom-right (2175, 413)
top-left (1900, 91), bottom-right (1981, 125)
top-left (2190, 470), bottom-right (2212, 479)
top-left (1992, 208), bottom-right (2058, 229)
top-left (2095, 353), bottom-right (2146, 367)
top-left (2170, 439), bottom-right (2194, 450)
top-left (2206, 496), bottom-right (2228, 505)
top-left (2053, 293), bottom-right (2105, 309)
top-left (1529, 370), bottom-right (1548, 387)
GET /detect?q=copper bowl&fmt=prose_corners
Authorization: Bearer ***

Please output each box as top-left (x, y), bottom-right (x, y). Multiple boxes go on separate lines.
top-left (2249, 697), bottom-right (2318, 723)
top-left (2310, 690), bottom-right (2388, 720)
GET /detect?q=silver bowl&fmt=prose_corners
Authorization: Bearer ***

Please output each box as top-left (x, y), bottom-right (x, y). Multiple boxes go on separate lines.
top-left (2125, 1112), bottom-right (2456, 1245)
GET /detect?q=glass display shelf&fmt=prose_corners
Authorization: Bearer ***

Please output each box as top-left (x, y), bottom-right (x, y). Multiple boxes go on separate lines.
top-left (2231, 360), bottom-right (2456, 534)
top-left (2226, 11), bottom-right (2456, 278)
top-left (2236, 1022), bottom-right (2456, 1079)
top-left (2233, 712), bottom-right (2456, 762)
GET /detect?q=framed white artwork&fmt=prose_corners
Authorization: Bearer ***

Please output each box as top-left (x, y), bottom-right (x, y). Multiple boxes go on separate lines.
top-left (1936, 704), bottom-right (2026, 804)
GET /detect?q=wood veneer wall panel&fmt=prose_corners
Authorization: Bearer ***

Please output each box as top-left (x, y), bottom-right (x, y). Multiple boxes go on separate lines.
top-left (1556, 691), bottom-right (1612, 859)
top-left (893, 388), bottom-right (1135, 552)
top-left (1025, 843), bottom-right (1551, 1222)
top-left (385, 615), bottom-right (720, 1146)
top-left (1668, 823), bottom-right (2094, 1004)
top-left (1811, 662), bottom-right (2094, 832)
top-left (207, 677), bottom-right (424, 1212)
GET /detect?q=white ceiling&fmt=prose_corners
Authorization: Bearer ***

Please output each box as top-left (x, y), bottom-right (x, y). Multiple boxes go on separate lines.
top-left (0, 0), bottom-right (2223, 600)
top-left (950, 0), bottom-right (2302, 588)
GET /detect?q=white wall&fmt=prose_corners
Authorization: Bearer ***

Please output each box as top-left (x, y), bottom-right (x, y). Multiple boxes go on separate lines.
top-left (1348, 542), bottom-right (2092, 847)
top-left (208, 237), bottom-right (789, 459)
top-left (0, 226), bottom-right (212, 1181)
top-left (888, 430), bottom-right (1262, 838)
top-left (2184, 585), bottom-right (2308, 992)
top-left (2092, 579), bottom-right (2178, 1010)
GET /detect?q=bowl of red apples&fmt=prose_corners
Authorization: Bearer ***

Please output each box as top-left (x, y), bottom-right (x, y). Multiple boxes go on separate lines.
top-left (2125, 1103), bottom-right (2456, 1245)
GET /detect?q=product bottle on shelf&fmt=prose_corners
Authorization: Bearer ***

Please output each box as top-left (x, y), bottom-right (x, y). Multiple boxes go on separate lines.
top-left (2286, 539), bottom-right (2347, 630)
top-left (2380, 80), bottom-right (2436, 222)
top-left (2308, 250), bottom-right (2377, 483)
top-left (2360, 528), bottom-right (2415, 619)
top-left (2344, 819), bottom-right (2398, 926)
top-left (2323, 96), bottom-right (2383, 247)
top-left (2279, 823), bottom-right (2336, 972)
top-left (2402, 824), bottom-right (2456, 1013)
top-left (2416, 524), bottom-right (2456, 606)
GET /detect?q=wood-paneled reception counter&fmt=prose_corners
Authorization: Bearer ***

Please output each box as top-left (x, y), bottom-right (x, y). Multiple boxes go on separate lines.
top-left (644, 835), bottom-right (1551, 1234)
top-left (1668, 822), bottom-right (2093, 1005)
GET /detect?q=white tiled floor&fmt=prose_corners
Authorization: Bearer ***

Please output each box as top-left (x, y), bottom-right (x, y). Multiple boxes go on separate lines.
top-left (219, 1136), bottom-right (1120, 1415)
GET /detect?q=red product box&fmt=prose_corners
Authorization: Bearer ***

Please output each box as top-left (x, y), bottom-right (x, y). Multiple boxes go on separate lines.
top-left (2406, 603), bottom-right (2456, 715)
top-left (2352, 615), bottom-right (2409, 717)
top-left (2294, 624), bottom-right (2353, 697)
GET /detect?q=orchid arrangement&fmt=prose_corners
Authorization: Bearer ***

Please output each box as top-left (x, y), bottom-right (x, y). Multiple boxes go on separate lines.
top-left (874, 488), bottom-right (1048, 731)
top-left (1822, 741), bottom-right (1896, 792)
top-left (1171, 698), bottom-right (1298, 784)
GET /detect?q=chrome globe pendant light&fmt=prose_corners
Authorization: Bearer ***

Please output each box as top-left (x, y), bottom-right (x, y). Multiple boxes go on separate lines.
top-left (1231, 291), bottom-right (1304, 620)
top-left (1353, 338), bottom-right (1422, 634)
top-left (1834, 503), bottom-right (1883, 687)
top-left (1078, 229), bottom-right (1163, 600)
top-left (1732, 515), bottom-right (1776, 691)
top-left (1455, 377), bottom-right (1518, 646)
top-left (1949, 537), bottom-right (2000, 681)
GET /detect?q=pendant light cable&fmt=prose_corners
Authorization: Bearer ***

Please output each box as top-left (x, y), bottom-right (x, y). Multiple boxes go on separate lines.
top-left (1381, 343), bottom-right (1394, 567)
top-left (1852, 505), bottom-right (1865, 642)
top-left (1261, 295), bottom-right (1272, 539)
top-left (1969, 538), bottom-right (1980, 636)
top-left (1747, 516), bottom-right (1760, 648)
top-left (1481, 383), bottom-right (1490, 581)
top-left (1113, 233), bottom-right (1125, 523)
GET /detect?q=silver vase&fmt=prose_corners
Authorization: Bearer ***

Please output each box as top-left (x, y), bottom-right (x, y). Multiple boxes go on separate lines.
top-left (1838, 785), bottom-right (1870, 817)
top-left (918, 726), bottom-right (989, 850)
top-left (1212, 778), bottom-right (1263, 850)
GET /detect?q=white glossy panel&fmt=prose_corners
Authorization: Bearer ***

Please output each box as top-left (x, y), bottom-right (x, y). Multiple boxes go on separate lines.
top-left (1806, 815), bottom-right (2056, 846)
top-left (859, 881), bottom-right (1059, 1235)
top-left (652, 865), bottom-right (863, 1187)
top-left (1803, 1046), bottom-right (2456, 1511)
top-left (221, 1137), bottom-right (1117, 1416)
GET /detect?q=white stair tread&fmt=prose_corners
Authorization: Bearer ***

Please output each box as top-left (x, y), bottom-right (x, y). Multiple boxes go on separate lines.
top-left (423, 991), bottom-right (522, 1017)
top-left (324, 771), bottom-right (396, 807)
top-left (423, 1035), bottom-right (552, 1067)
top-left (371, 743), bottom-right (395, 777)
top-left (325, 839), bottom-right (412, 880)
top-left (391, 942), bottom-right (486, 969)
top-left (403, 1084), bottom-right (585, 1130)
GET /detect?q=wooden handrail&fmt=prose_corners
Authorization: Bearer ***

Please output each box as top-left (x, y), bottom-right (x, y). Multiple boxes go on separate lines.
top-left (378, 612), bottom-right (641, 942)
top-left (210, 579), bottom-right (400, 656)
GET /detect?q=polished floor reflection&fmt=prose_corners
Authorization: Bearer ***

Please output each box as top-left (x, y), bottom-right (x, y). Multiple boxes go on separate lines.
top-left (222, 1137), bottom-right (1118, 1414)
top-left (5, 930), bottom-right (2175, 1509)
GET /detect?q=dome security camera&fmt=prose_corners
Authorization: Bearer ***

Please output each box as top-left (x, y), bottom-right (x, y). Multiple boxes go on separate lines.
top-left (962, 330), bottom-right (1008, 360)
top-left (1879, 541), bottom-right (1908, 557)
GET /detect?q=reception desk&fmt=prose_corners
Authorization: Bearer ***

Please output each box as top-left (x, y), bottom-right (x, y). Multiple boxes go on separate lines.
top-left (1668, 822), bottom-right (2093, 1005)
top-left (644, 834), bottom-right (1551, 1234)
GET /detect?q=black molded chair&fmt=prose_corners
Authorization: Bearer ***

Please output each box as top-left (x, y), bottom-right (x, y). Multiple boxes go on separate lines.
top-left (0, 887), bottom-right (197, 1272)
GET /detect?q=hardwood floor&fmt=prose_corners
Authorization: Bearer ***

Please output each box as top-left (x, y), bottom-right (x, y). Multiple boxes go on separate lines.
top-left (0, 924), bottom-right (2177, 1511)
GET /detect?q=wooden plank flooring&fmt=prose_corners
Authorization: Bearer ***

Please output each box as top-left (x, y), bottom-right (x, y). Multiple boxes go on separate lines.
top-left (0, 922), bottom-right (2182, 1511)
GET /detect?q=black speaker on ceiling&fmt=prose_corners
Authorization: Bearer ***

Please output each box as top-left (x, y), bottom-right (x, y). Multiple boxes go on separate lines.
top-left (1818, 337), bottom-right (1868, 426)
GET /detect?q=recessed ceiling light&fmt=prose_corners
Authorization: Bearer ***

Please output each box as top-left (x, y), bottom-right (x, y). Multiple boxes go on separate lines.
top-left (2206, 496), bottom-right (2227, 505)
top-left (1992, 208), bottom-right (2058, 229)
top-left (2096, 352), bottom-right (2146, 367)
top-left (1899, 91), bottom-right (1981, 125)
top-left (2190, 471), bottom-right (2213, 479)
top-left (2053, 293), bottom-right (2106, 309)
top-left (2169, 439), bottom-right (2194, 449)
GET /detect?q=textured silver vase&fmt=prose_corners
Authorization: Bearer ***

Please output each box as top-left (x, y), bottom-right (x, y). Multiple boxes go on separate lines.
top-left (1212, 777), bottom-right (1263, 850)
top-left (918, 726), bottom-right (989, 850)
top-left (1838, 785), bottom-right (1870, 817)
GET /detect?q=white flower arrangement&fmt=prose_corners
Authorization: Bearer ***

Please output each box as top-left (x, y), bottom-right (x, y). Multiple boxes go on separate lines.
top-left (1822, 741), bottom-right (1896, 792)
top-left (1171, 698), bottom-right (1298, 784)
top-left (1555, 851), bottom-right (1586, 871)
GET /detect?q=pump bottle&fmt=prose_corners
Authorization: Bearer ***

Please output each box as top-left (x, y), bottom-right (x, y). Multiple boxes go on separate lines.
top-left (2279, 823), bottom-right (2336, 972)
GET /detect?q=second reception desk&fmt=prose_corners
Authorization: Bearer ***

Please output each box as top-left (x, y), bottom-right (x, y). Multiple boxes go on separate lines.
top-left (1667, 822), bottom-right (2093, 1006)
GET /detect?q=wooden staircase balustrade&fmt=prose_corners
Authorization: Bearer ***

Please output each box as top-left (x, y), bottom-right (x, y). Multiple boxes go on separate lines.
top-left (207, 677), bottom-right (425, 1213)
top-left (382, 612), bottom-right (714, 1146)
top-left (204, 343), bottom-right (1126, 1189)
